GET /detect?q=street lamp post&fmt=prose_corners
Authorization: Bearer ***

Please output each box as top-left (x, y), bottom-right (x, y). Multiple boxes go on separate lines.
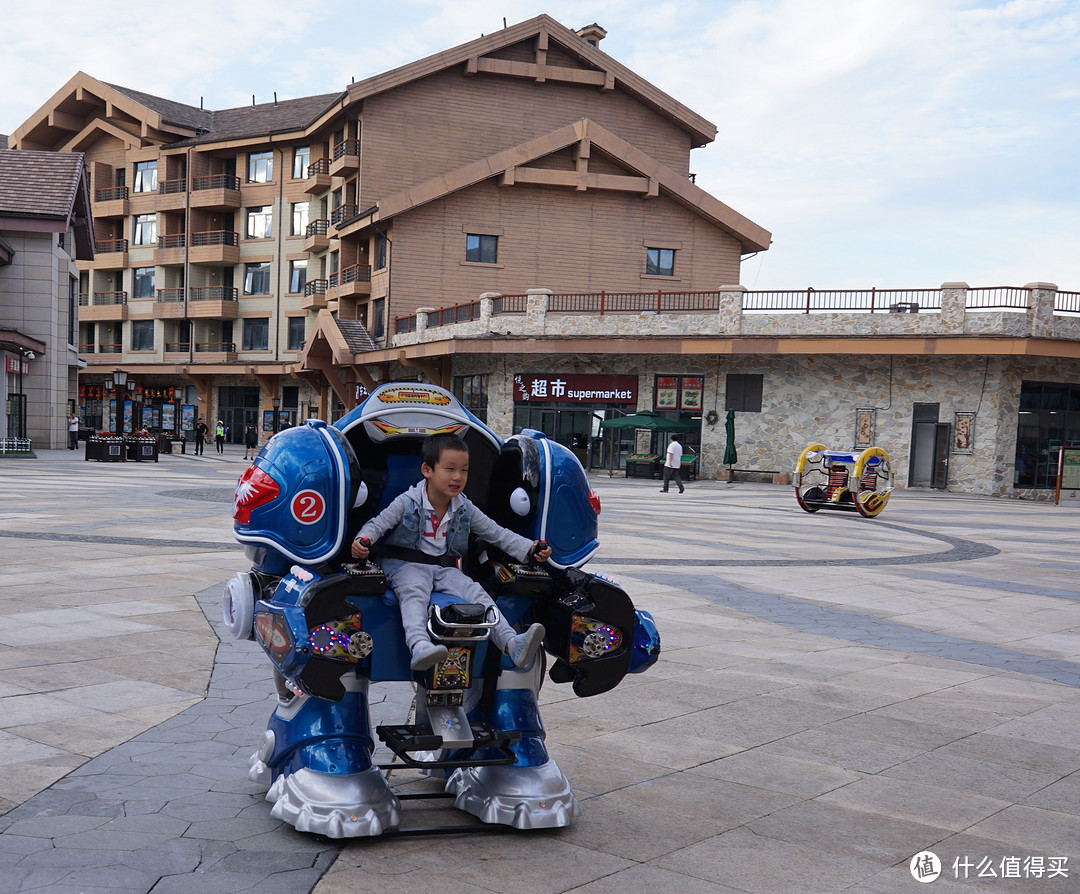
top-left (110, 369), bottom-right (127, 435)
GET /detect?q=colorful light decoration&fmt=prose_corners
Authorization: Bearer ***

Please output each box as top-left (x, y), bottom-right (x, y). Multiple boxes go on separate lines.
top-left (568, 616), bottom-right (623, 663)
top-left (306, 614), bottom-right (367, 662)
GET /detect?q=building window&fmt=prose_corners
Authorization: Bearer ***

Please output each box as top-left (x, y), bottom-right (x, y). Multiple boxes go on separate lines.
top-left (133, 267), bottom-right (155, 299)
top-left (244, 262), bottom-right (271, 295)
top-left (131, 320), bottom-right (154, 351)
top-left (725, 374), bottom-right (763, 413)
top-left (375, 233), bottom-right (388, 270)
top-left (68, 277), bottom-right (77, 346)
top-left (371, 298), bottom-right (385, 339)
top-left (291, 202), bottom-right (309, 236)
top-left (289, 260), bottom-right (307, 294)
top-left (1015, 381), bottom-right (1080, 488)
top-left (133, 161), bottom-right (158, 193)
top-left (248, 151), bottom-right (273, 183)
top-left (293, 146), bottom-right (310, 179)
top-left (287, 317), bottom-right (305, 351)
top-left (646, 247), bottom-right (675, 276)
top-left (242, 317), bottom-right (269, 351)
top-left (453, 374), bottom-right (489, 423)
top-left (133, 214), bottom-right (157, 246)
top-left (246, 205), bottom-right (273, 239)
top-left (465, 233), bottom-right (498, 264)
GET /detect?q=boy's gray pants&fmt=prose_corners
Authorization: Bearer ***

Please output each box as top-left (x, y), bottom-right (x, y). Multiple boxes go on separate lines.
top-left (386, 561), bottom-right (516, 653)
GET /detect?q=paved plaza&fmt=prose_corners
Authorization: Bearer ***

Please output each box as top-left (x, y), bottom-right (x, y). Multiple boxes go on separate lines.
top-left (0, 446), bottom-right (1078, 893)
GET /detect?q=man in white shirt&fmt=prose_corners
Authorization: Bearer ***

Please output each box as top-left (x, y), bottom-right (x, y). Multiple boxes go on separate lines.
top-left (661, 435), bottom-right (685, 493)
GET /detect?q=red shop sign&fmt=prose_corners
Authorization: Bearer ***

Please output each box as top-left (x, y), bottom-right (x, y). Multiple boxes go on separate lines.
top-left (513, 374), bottom-right (638, 405)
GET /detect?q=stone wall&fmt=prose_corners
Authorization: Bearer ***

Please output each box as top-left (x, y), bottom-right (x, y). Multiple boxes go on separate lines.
top-left (392, 282), bottom-right (1080, 497)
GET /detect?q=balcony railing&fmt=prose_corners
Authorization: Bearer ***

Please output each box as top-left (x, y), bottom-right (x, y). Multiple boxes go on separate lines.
top-left (192, 174), bottom-right (241, 191)
top-left (341, 264), bottom-right (372, 284)
top-left (189, 287), bottom-right (238, 302)
top-left (307, 158), bottom-right (330, 177)
top-left (79, 293), bottom-right (89, 306)
top-left (92, 291), bottom-right (128, 306)
top-left (398, 285), bottom-right (1080, 334)
top-left (94, 187), bottom-right (129, 202)
top-left (156, 288), bottom-right (185, 302)
top-left (1056, 291), bottom-right (1080, 315)
top-left (304, 279), bottom-right (329, 297)
top-left (97, 238), bottom-right (128, 254)
top-left (78, 342), bottom-right (95, 353)
top-left (964, 287), bottom-right (1029, 310)
top-left (98, 343), bottom-right (122, 353)
top-left (331, 204), bottom-right (359, 226)
top-left (305, 219), bottom-right (329, 237)
top-left (158, 179), bottom-right (188, 195)
top-left (194, 341), bottom-right (236, 353)
top-left (332, 139), bottom-right (360, 161)
top-left (191, 230), bottom-right (239, 247)
top-left (157, 234), bottom-right (186, 249)
top-left (165, 342), bottom-right (191, 353)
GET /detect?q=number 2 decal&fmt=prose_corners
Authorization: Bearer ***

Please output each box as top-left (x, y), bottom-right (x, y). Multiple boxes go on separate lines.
top-left (291, 490), bottom-right (325, 525)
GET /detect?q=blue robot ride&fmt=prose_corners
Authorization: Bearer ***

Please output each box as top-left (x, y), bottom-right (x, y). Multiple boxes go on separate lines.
top-left (224, 382), bottom-right (660, 837)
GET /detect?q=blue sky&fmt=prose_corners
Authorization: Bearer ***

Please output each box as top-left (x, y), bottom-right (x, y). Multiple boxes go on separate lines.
top-left (3, 0), bottom-right (1077, 291)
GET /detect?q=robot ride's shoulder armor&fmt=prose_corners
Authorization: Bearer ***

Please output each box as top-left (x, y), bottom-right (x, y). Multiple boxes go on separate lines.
top-left (504, 430), bottom-right (600, 569)
top-left (233, 420), bottom-right (360, 567)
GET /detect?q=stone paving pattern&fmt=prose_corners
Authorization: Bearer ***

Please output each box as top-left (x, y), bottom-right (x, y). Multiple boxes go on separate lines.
top-left (0, 447), bottom-right (1077, 892)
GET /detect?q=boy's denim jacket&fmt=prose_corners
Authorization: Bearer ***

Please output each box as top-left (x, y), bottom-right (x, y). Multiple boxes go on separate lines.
top-left (357, 481), bottom-right (533, 572)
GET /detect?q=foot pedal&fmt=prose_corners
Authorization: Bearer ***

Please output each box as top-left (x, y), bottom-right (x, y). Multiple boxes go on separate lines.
top-left (376, 722), bottom-right (521, 770)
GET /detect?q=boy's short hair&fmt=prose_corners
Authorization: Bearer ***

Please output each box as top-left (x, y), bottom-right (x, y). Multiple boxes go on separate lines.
top-left (422, 433), bottom-right (469, 468)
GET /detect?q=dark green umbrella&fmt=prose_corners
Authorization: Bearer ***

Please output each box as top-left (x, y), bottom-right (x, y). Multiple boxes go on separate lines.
top-left (598, 411), bottom-right (698, 433)
top-left (599, 412), bottom-right (698, 476)
top-left (723, 409), bottom-right (738, 467)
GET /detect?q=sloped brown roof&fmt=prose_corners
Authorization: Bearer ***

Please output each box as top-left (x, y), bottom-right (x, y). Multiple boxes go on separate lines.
top-left (0, 149), bottom-right (85, 219)
top-left (106, 83), bottom-right (342, 146)
top-left (104, 82), bottom-right (214, 133)
top-left (191, 92), bottom-right (343, 143)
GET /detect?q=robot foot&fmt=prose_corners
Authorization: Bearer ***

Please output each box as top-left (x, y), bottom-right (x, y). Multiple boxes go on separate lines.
top-left (264, 767), bottom-right (401, 838)
top-left (447, 761), bottom-right (581, 830)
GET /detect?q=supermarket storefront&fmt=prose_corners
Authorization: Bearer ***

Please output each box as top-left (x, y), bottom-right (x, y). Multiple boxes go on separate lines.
top-left (511, 373), bottom-right (637, 470)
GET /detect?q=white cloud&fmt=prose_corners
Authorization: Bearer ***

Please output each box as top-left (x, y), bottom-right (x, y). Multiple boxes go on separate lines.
top-left (2, 0), bottom-right (1077, 289)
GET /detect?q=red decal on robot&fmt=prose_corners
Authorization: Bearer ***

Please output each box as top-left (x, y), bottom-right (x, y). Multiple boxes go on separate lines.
top-left (234, 466), bottom-right (281, 523)
top-left (291, 490), bottom-right (326, 525)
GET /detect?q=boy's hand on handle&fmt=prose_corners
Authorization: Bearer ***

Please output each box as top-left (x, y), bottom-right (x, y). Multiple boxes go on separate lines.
top-left (528, 540), bottom-right (552, 564)
top-left (351, 536), bottom-right (372, 561)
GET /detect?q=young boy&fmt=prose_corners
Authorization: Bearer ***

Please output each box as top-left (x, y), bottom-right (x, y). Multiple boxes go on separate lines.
top-left (351, 433), bottom-right (551, 671)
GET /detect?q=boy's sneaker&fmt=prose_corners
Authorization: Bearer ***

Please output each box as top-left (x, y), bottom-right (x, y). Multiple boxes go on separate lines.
top-left (505, 623), bottom-right (545, 668)
top-left (409, 641), bottom-right (449, 671)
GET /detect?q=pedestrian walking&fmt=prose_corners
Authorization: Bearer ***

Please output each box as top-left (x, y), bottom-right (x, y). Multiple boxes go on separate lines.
top-left (660, 434), bottom-right (685, 494)
top-left (244, 422), bottom-right (258, 460)
top-left (195, 419), bottom-right (208, 455)
top-left (215, 420), bottom-right (226, 454)
top-left (67, 411), bottom-right (79, 450)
